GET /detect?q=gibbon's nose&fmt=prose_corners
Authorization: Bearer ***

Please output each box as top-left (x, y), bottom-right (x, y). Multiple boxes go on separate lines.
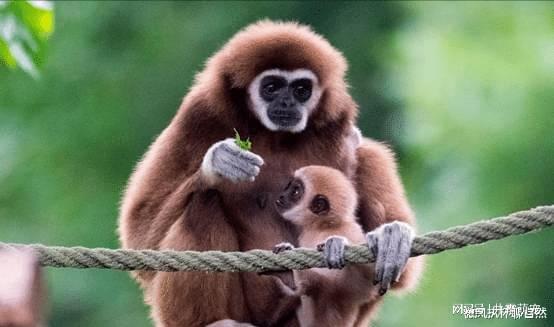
top-left (279, 95), bottom-right (294, 109)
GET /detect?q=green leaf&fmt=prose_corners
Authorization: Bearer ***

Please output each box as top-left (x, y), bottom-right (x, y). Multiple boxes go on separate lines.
top-left (18, 0), bottom-right (55, 38)
top-left (234, 129), bottom-right (252, 151)
top-left (0, 38), bottom-right (16, 66)
top-left (0, 0), bottom-right (54, 77)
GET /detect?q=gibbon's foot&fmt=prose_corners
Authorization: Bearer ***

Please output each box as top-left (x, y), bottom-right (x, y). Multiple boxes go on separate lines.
top-left (273, 242), bottom-right (295, 254)
top-left (366, 221), bottom-right (414, 296)
top-left (317, 236), bottom-right (348, 269)
top-left (201, 138), bottom-right (264, 184)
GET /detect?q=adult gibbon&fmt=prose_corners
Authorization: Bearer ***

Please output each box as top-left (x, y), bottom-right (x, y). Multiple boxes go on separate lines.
top-left (119, 20), bottom-right (422, 327)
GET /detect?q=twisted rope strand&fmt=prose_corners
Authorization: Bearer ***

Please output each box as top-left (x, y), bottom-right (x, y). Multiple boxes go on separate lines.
top-left (0, 205), bottom-right (552, 273)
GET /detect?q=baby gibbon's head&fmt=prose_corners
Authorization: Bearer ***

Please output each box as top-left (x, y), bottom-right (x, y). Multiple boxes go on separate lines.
top-left (275, 165), bottom-right (358, 229)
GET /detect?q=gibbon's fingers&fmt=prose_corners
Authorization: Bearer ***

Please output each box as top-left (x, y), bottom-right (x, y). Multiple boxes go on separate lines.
top-left (214, 155), bottom-right (260, 181)
top-left (322, 236), bottom-right (347, 269)
top-left (368, 221), bottom-right (414, 295)
top-left (394, 228), bottom-right (413, 283)
top-left (219, 140), bottom-right (264, 166)
top-left (273, 242), bottom-right (295, 254)
top-left (365, 232), bottom-right (379, 266)
top-left (204, 139), bottom-right (263, 183)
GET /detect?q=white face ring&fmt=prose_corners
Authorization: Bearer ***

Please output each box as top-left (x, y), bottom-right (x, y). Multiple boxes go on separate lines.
top-left (248, 69), bottom-right (322, 133)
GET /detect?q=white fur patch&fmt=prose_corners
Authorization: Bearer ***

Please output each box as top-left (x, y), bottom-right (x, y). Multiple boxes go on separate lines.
top-left (248, 69), bottom-right (322, 133)
top-left (280, 168), bottom-right (315, 223)
top-left (200, 138), bottom-right (238, 185)
top-left (349, 126), bottom-right (362, 149)
top-left (200, 140), bottom-right (223, 185)
top-left (281, 204), bottom-right (306, 224)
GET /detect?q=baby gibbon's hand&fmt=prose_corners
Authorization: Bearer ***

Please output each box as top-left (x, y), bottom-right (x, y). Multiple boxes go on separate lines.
top-left (317, 236), bottom-right (348, 269)
top-left (273, 242), bottom-right (295, 254)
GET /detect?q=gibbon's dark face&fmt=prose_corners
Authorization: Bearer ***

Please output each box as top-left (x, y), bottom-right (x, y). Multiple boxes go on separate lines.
top-left (260, 75), bottom-right (312, 127)
top-left (248, 69), bottom-right (322, 133)
top-left (275, 178), bottom-right (331, 218)
top-left (275, 178), bottom-right (305, 212)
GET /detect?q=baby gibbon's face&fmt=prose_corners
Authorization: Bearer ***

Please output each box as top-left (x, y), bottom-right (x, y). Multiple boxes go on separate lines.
top-left (275, 177), bottom-right (331, 226)
top-left (275, 166), bottom-right (358, 228)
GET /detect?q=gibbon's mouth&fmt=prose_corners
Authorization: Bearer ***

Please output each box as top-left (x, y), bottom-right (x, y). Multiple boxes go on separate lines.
top-left (275, 197), bottom-right (285, 211)
top-left (268, 110), bottom-right (301, 127)
top-left (275, 196), bottom-right (292, 213)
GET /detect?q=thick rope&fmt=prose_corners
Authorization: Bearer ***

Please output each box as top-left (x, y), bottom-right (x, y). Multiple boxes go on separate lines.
top-left (0, 205), bottom-right (552, 273)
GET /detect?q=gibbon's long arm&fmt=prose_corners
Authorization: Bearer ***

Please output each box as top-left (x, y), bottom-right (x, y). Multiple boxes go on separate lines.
top-left (354, 139), bottom-right (423, 293)
top-left (119, 102), bottom-right (223, 251)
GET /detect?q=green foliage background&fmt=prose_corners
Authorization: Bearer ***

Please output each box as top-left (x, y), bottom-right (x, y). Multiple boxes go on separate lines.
top-left (0, 1), bottom-right (552, 326)
top-left (0, 0), bottom-right (54, 77)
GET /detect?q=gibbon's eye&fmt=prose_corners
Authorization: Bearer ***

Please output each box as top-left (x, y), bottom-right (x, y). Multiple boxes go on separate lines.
top-left (260, 76), bottom-right (286, 100)
top-left (291, 79), bottom-right (312, 102)
top-left (289, 180), bottom-right (304, 201)
top-left (310, 194), bottom-right (329, 215)
top-left (264, 83), bottom-right (277, 95)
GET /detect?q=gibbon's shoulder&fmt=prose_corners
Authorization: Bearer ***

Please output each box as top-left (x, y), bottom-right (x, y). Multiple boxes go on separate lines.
top-left (356, 138), bottom-right (398, 168)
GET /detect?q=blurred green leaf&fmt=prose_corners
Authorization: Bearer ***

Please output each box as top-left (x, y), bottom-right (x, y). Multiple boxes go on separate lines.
top-left (0, 0), bottom-right (54, 77)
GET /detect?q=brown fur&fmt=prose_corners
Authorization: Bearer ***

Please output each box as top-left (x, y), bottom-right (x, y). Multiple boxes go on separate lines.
top-left (281, 166), bottom-right (380, 327)
top-left (291, 166), bottom-right (360, 234)
top-left (118, 20), bottom-right (421, 327)
top-left (354, 139), bottom-right (424, 292)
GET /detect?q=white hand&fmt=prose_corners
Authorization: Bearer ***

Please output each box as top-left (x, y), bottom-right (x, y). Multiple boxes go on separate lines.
top-left (201, 138), bottom-right (264, 184)
top-left (366, 221), bottom-right (414, 295)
